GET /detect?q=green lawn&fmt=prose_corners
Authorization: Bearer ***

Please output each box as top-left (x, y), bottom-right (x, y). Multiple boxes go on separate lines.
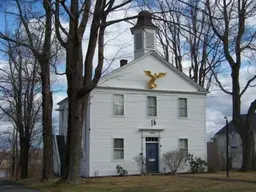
top-left (22, 172), bottom-right (256, 192)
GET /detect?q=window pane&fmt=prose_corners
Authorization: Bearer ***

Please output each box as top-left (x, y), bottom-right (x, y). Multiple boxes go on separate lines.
top-left (178, 98), bottom-right (187, 117)
top-left (118, 105), bottom-right (124, 115)
top-left (180, 149), bottom-right (188, 157)
top-left (148, 96), bottom-right (156, 107)
top-left (135, 33), bottom-right (142, 50)
top-left (179, 98), bottom-right (187, 108)
top-left (152, 107), bottom-right (157, 116)
top-left (113, 105), bottom-right (118, 115)
top-left (114, 94), bottom-right (124, 105)
top-left (113, 94), bottom-right (124, 115)
top-left (114, 149), bottom-right (124, 159)
top-left (179, 139), bottom-right (188, 149)
top-left (148, 107), bottom-right (156, 116)
top-left (147, 96), bottom-right (157, 116)
top-left (114, 139), bottom-right (124, 148)
top-left (179, 108), bottom-right (187, 117)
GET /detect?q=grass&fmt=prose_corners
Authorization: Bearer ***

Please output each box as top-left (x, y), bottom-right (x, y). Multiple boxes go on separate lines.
top-left (21, 172), bottom-right (256, 192)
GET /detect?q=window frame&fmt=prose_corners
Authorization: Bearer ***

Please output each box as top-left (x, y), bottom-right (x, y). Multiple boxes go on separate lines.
top-left (113, 138), bottom-right (124, 160)
top-left (178, 98), bottom-right (188, 118)
top-left (179, 138), bottom-right (188, 157)
top-left (113, 94), bottom-right (124, 116)
top-left (147, 96), bottom-right (157, 117)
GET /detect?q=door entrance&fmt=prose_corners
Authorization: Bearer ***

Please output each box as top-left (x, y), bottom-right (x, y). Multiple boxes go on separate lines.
top-left (146, 137), bottom-right (159, 173)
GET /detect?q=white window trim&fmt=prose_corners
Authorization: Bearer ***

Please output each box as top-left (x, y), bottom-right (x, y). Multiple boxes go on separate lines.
top-left (112, 94), bottom-right (125, 117)
top-left (147, 96), bottom-right (157, 117)
top-left (178, 98), bottom-right (188, 118)
top-left (112, 137), bottom-right (125, 161)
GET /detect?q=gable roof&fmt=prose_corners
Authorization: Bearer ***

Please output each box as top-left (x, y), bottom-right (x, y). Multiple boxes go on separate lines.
top-left (215, 113), bottom-right (256, 135)
top-left (57, 51), bottom-right (208, 105)
top-left (99, 51), bottom-right (208, 93)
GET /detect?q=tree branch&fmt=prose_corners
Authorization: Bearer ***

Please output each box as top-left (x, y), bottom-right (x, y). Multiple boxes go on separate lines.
top-left (240, 74), bottom-right (256, 96)
top-left (53, 0), bottom-right (68, 48)
top-left (51, 63), bottom-right (66, 75)
top-left (59, 0), bottom-right (76, 21)
top-left (78, 1), bottom-right (91, 41)
top-left (211, 68), bottom-right (232, 95)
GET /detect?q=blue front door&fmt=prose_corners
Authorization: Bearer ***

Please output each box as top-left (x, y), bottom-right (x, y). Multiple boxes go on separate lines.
top-left (146, 143), bottom-right (159, 173)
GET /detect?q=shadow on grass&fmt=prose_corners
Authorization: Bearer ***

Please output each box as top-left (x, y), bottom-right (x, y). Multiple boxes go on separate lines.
top-left (180, 175), bottom-right (256, 185)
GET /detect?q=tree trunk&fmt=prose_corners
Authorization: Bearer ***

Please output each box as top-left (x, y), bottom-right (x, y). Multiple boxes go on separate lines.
top-left (64, 39), bottom-right (85, 183)
top-left (41, 0), bottom-right (53, 181)
top-left (41, 65), bottom-right (53, 181)
top-left (19, 138), bottom-right (29, 179)
top-left (11, 129), bottom-right (16, 177)
top-left (241, 131), bottom-right (255, 170)
top-left (15, 131), bottom-right (19, 179)
top-left (11, 143), bottom-right (15, 177)
top-left (241, 99), bottom-right (256, 170)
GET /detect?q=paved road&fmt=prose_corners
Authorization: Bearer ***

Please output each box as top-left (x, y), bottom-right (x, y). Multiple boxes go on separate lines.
top-left (0, 180), bottom-right (39, 192)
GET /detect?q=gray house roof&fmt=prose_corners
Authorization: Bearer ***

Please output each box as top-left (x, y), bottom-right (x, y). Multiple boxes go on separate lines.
top-left (215, 113), bottom-right (256, 135)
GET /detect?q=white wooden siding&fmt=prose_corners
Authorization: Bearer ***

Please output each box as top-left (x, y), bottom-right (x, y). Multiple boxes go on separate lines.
top-left (89, 88), bottom-right (206, 176)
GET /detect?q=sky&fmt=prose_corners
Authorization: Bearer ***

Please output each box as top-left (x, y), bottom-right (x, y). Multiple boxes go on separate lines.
top-left (0, 0), bottom-right (256, 141)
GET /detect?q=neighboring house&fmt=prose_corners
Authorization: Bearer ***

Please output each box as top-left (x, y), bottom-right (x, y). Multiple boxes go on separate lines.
top-left (53, 10), bottom-right (208, 177)
top-left (214, 114), bottom-right (256, 169)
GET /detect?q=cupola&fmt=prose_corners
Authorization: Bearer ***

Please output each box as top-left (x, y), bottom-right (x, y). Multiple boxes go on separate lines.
top-left (130, 11), bottom-right (158, 59)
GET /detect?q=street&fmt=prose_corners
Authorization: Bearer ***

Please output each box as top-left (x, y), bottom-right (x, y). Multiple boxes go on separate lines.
top-left (0, 180), bottom-right (39, 192)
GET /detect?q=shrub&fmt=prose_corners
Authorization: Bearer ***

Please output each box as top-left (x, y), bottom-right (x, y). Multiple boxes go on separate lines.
top-left (217, 146), bottom-right (241, 170)
top-left (185, 154), bottom-right (207, 173)
top-left (163, 149), bottom-right (186, 174)
top-left (134, 153), bottom-right (146, 175)
top-left (116, 165), bottom-right (128, 176)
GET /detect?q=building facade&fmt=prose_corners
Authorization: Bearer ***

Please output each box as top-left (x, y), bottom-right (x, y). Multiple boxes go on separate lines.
top-left (54, 11), bottom-right (208, 177)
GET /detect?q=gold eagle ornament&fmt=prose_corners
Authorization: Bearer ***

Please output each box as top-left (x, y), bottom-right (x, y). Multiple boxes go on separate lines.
top-left (144, 70), bottom-right (167, 89)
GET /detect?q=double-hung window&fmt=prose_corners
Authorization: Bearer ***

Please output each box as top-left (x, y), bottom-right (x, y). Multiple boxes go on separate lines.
top-left (113, 94), bottom-right (124, 116)
top-left (178, 98), bottom-right (187, 117)
top-left (147, 96), bottom-right (157, 116)
top-left (113, 138), bottom-right (124, 160)
top-left (179, 139), bottom-right (188, 157)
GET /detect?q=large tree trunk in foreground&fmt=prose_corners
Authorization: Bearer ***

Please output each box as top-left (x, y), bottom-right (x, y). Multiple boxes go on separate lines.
top-left (241, 99), bottom-right (256, 170)
top-left (53, 0), bottom-right (133, 183)
top-left (20, 138), bottom-right (30, 179)
top-left (64, 40), bottom-right (85, 183)
top-left (41, 0), bottom-right (53, 181)
top-left (41, 67), bottom-right (53, 180)
top-left (241, 132), bottom-right (255, 170)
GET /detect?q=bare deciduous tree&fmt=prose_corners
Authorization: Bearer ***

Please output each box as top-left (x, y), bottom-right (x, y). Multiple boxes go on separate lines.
top-left (205, 0), bottom-right (256, 170)
top-left (0, 30), bottom-right (42, 179)
top-left (155, 0), bottom-right (223, 90)
top-left (51, 0), bottom-right (137, 183)
top-left (0, 129), bottom-right (19, 177)
top-left (156, 0), bottom-right (184, 71)
top-left (0, 0), bottom-right (58, 180)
